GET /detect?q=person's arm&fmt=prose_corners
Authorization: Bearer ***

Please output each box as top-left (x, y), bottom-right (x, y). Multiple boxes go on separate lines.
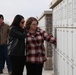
top-left (9, 27), bottom-right (26, 39)
top-left (40, 29), bottom-right (56, 44)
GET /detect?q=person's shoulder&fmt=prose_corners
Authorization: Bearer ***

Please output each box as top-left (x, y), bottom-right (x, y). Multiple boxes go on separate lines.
top-left (4, 23), bottom-right (9, 26)
top-left (9, 26), bottom-right (17, 33)
top-left (2, 23), bottom-right (10, 29)
top-left (10, 26), bottom-right (21, 32)
top-left (37, 27), bottom-right (41, 31)
top-left (37, 27), bottom-right (45, 33)
top-left (10, 26), bottom-right (16, 30)
top-left (4, 23), bottom-right (10, 28)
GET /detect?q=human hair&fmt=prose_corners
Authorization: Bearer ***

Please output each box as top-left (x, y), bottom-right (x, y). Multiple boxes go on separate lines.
top-left (25, 17), bottom-right (38, 30)
top-left (0, 14), bottom-right (4, 20)
top-left (11, 14), bottom-right (24, 27)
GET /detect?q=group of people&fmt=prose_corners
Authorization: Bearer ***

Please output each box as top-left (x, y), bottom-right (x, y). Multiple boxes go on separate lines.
top-left (0, 14), bottom-right (56, 75)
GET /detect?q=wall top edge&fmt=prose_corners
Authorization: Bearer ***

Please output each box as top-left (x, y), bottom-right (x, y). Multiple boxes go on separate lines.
top-left (49, 0), bottom-right (63, 9)
top-left (38, 10), bottom-right (52, 21)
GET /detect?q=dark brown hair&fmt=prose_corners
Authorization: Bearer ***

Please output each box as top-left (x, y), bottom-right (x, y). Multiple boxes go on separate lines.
top-left (25, 17), bottom-right (38, 30)
top-left (11, 14), bottom-right (24, 27)
top-left (0, 14), bottom-right (4, 20)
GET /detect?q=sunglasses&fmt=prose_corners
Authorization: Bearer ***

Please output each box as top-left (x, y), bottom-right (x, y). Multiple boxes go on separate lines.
top-left (21, 21), bottom-right (25, 24)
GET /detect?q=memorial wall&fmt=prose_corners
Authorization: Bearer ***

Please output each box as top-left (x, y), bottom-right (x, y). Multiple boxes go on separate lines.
top-left (50, 0), bottom-right (76, 75)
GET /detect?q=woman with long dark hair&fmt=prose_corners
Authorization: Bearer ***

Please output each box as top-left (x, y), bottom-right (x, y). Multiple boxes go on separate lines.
top-left (8, 14), bottom-right (26, 75)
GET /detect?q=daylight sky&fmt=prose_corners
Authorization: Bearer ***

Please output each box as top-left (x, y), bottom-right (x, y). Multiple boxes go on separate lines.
top-left (0, 0), bottom-right (52, 24)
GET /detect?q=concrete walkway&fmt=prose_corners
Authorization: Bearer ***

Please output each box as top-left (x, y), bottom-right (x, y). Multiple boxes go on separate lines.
top-left (1, 67), bottom-right (54, 75)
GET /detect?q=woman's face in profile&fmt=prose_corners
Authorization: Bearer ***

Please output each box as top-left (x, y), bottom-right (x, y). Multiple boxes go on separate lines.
top-left (19, 18), bottom-right (25, 28)
top-left (30, 21), bottom-right (38, 31)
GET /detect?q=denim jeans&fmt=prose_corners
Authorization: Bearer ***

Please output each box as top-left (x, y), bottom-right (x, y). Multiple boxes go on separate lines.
top-left (0, 45), bottom-right (11, 71)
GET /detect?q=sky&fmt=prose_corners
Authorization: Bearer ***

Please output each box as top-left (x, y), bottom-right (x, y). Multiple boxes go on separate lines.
top-left (0, 0), bottom-right (52, 24)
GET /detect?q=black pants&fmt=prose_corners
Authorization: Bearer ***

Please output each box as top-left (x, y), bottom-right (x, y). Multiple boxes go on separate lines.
top-left (26, 62), bottom-right (44, 75)
top-left (9, 56), bottom-right (25, 75)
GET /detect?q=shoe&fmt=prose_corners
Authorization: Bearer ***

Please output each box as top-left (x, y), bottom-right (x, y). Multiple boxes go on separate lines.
top-left (0, 70), bottom-right (3, 74)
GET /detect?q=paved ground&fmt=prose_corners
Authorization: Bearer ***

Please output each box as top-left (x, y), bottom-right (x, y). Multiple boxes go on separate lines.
top-left (1, 66), bottom-right (54, 75)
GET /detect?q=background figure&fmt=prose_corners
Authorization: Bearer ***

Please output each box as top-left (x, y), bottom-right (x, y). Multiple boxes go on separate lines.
top-left (8, 14), bottom-right (26, 75)
top-left (25, 17), bottom-right (56, 75)
top-left (0, 14), bottom-right (11, 74)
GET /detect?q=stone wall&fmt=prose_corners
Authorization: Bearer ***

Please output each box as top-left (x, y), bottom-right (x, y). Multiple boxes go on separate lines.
top-left (44, 14), bottom-right (53, 70)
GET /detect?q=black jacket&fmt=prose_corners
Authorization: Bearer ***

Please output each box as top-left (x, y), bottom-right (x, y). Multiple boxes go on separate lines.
top-left (8, 26), bottom-right (26, 56)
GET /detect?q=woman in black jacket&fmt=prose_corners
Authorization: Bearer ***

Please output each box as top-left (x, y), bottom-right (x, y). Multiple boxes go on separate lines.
top-left (8, 15), bottom-right (26, 75)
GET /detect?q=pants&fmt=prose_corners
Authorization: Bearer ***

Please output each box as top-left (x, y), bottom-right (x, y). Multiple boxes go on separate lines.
top-left (26, 62), bottom-right (44, 75)
top-left (0, 45), bottom-right (11, 71)
top-left (9, 56), bottom-right (25, 75)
